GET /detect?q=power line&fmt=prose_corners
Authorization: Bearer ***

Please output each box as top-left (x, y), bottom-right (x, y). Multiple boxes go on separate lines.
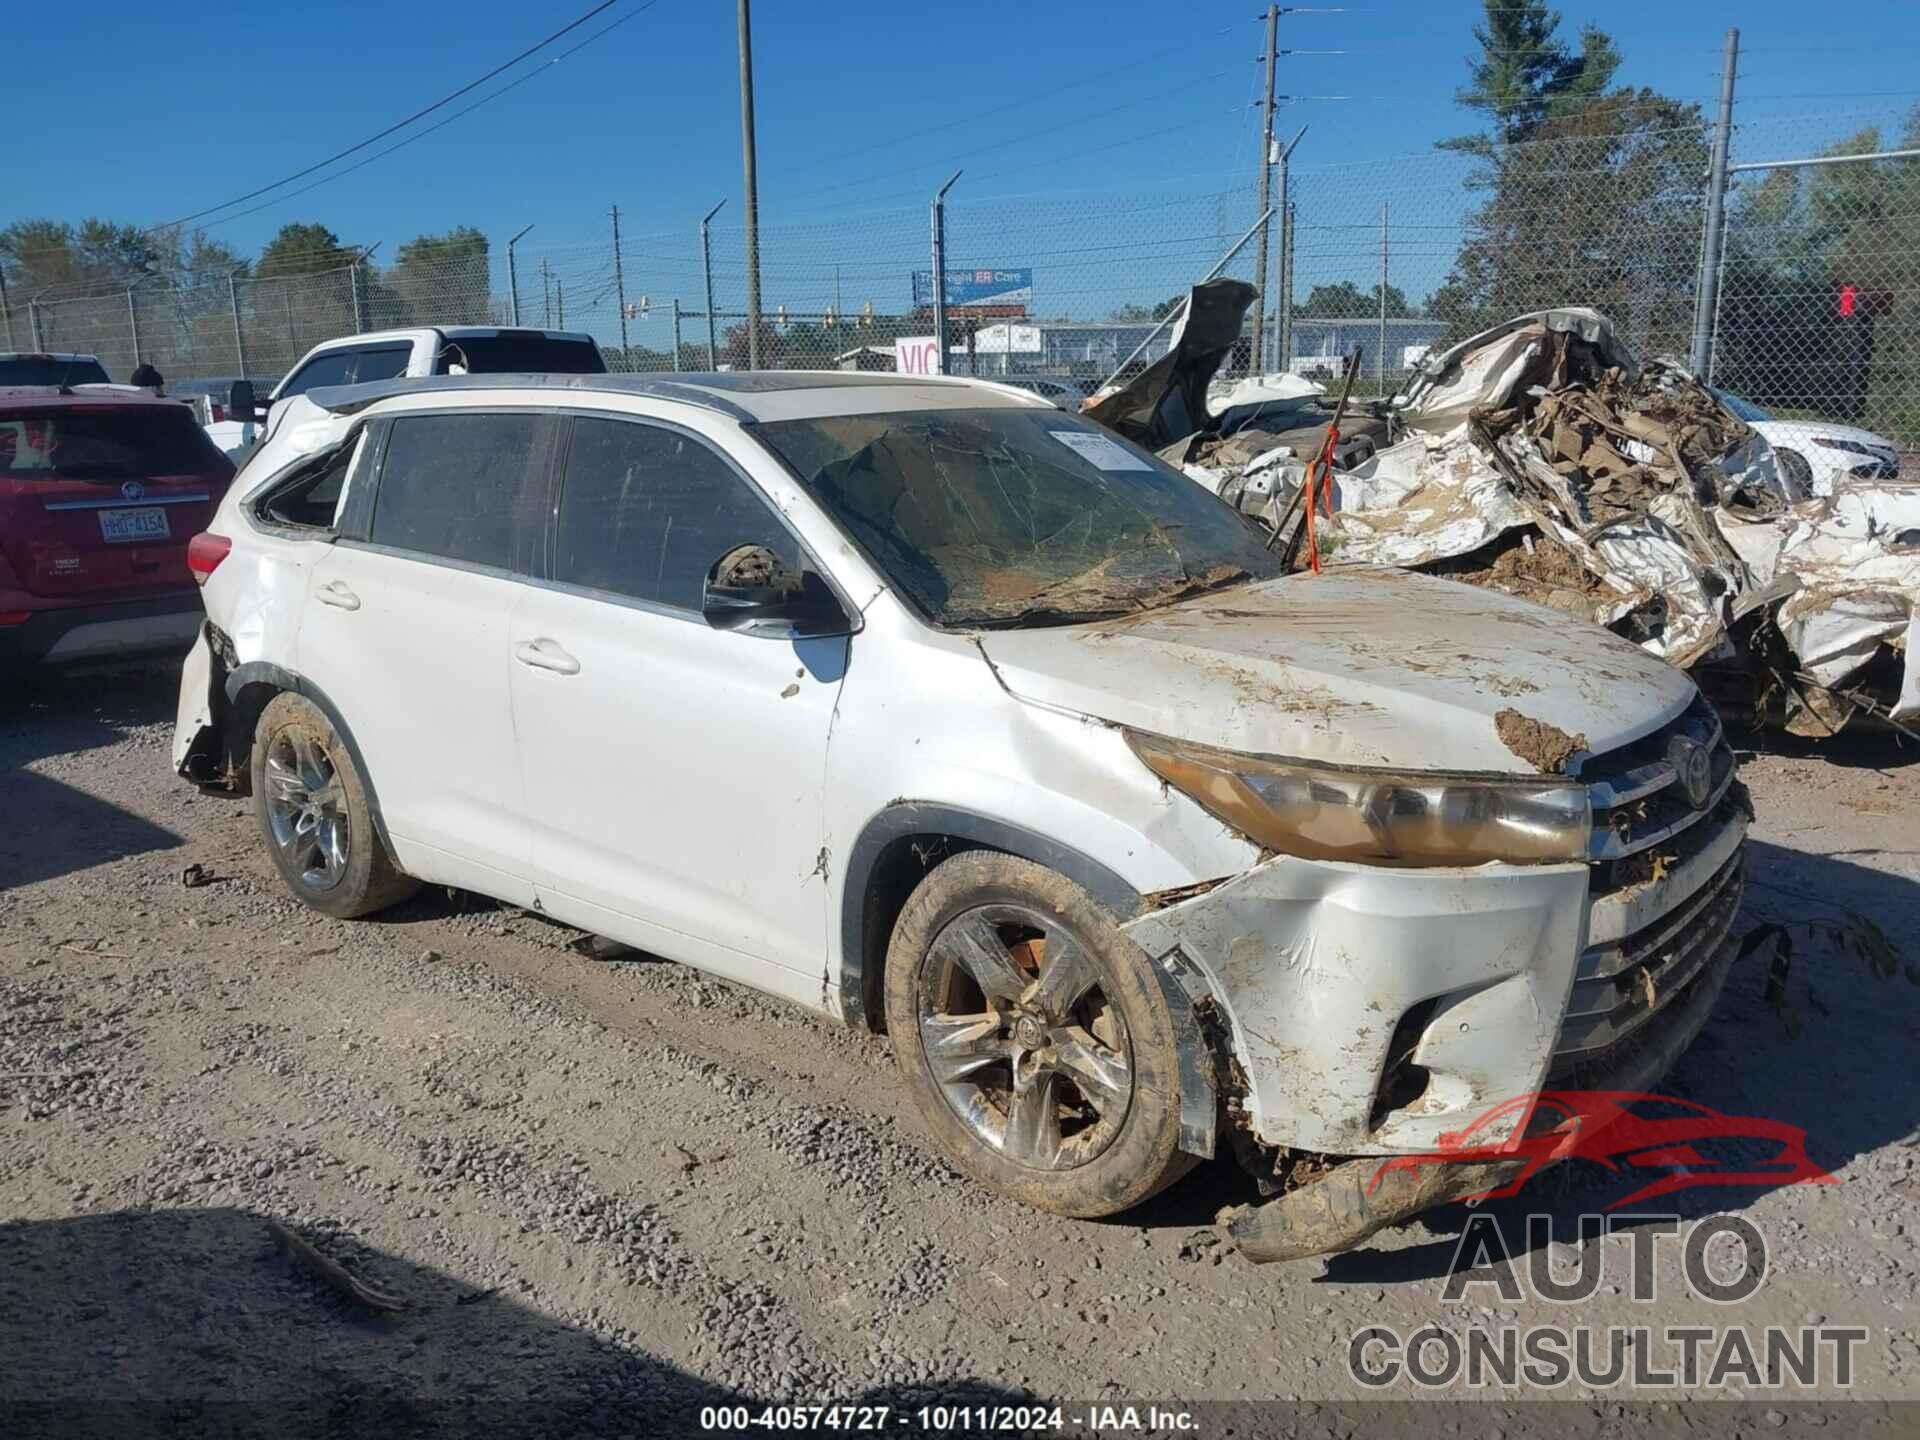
top-left (199, 3), bottom-right (661, 233)
top-left (782, 26), bottom-right (1239, 177)
top-left (797, 66), bottom-right (1235, 202)
top-left (151, 0), bottom-right (631, 232)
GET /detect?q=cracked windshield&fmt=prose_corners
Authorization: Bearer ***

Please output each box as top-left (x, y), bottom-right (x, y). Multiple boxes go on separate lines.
top-left (756, 406), bottom-right (1284, 626)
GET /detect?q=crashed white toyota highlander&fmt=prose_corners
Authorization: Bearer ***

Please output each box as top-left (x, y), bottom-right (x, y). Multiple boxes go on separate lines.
top-left (170, 370), bottom-right (1749, 1261)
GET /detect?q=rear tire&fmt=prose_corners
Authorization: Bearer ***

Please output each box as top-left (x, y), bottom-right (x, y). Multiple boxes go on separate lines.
top-left (250, 692), bottom-right (416, 919)
top-left (884, 851), bottom-right (1197, 1219)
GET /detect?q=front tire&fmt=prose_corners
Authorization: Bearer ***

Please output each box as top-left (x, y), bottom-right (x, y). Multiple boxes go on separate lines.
top-left (251, 692), bottom-right (417, 919)
top-left (884, 851), bottom-right (1196, 1218)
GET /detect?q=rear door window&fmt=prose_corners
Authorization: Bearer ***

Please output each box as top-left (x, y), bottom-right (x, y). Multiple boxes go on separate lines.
top-left (554, 417), bottom-right (800, 611)
top-left (369, 411), bottom-right (552, 574)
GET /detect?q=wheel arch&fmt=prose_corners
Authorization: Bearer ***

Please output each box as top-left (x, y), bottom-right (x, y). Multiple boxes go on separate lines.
top-left (224, 661), bottom-right (398, 855)
top-left (836, 802), bottom-right (1145, 1034)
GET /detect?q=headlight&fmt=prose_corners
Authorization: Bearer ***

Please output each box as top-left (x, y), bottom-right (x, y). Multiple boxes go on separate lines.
top-left (1811, 436), bottom-right (1880, 457)
top-left (1127, 732), bottom-right (1591, 866)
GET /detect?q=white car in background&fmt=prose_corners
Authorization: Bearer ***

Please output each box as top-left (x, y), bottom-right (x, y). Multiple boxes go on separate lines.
top-left (211, 325), bottom-right (607, 457)
top-left (1714, 388), bottom-right (1902, 496)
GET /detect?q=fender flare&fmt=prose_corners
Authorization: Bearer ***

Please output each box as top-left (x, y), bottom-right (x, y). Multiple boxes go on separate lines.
top-left (224, 662), bottom-right (397, 854)
top-left (837, 802), bottom-right (1218, 1159)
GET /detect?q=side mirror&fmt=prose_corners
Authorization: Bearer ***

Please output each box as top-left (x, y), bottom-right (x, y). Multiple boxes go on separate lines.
top-left (227, 380), bottom-right (262, 424)
top-left (701, 544), bottom-right (851, 639)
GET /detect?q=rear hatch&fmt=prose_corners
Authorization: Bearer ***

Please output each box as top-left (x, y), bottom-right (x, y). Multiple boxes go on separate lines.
top-left (0, 401), bottom-right (236, 601)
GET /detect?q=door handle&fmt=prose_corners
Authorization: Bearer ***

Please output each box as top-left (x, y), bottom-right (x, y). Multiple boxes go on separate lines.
top-left (514, 638), bottom-right (581, 676)
top-left (315, 580), bottom-right (361, 611)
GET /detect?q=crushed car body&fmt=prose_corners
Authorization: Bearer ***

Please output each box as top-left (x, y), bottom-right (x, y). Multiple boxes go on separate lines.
top-left (1142, 298), bottom-right (1918, 735)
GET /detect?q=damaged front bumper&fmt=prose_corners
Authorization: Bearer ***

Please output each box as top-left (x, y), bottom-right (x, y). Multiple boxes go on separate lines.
top-left (1121, 717), bottom-right (1749, 1261)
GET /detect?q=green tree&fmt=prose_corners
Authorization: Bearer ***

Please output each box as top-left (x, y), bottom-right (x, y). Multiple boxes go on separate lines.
top-left (0, 217), bottom-right (165, 295)
top-left (1109, 294), bottom-right (1186, 323)
top-left (1714, 113), bottom-right (1920, 444)
top-left (389, 226), bottom-right (491, 326)
top-left (1296, 281), bottom-right (1412, 318)
top-left (256, 223), bottom-right (353, 278)
top-left (1440, 0), bottom-right (1620, 153)
top-left (1426, 0), bottom-right (1705, 354)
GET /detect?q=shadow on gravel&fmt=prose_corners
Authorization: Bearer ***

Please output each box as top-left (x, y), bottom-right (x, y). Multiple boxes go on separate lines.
top-left (0, 662), bottom-right (184, 889)
top-left (0, 1206), bottom-right (1029, 1438)
top-left (1314, 837), bottom-right (1920, 1286)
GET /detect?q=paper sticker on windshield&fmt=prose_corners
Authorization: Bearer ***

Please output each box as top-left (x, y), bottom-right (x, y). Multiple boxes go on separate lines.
top-left (1049, 430), bottom-right (1152, 472)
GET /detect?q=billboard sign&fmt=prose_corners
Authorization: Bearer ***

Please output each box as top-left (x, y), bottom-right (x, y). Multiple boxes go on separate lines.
top-left (894, 336), bottom-right (942, 375)
top-left (972, 323), bottom-right (1042, 355)
top-left (912, 268), bottom-right (1033, 308)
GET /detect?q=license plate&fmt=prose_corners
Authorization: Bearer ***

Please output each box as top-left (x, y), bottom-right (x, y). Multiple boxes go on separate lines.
top-left (98, 507), bottom-right (171, 544)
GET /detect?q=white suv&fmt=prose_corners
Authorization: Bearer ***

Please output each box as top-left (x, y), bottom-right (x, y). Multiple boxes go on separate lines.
top-left (172, 371), bottom-right (1748, 1260)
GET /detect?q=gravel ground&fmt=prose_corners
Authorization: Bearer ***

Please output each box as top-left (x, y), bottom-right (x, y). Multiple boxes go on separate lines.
top-left (2, 661), bottom-right (1918, 1435)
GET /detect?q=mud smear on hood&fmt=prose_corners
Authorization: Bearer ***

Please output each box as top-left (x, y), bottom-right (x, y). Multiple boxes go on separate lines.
top-left (1493, 707), bottom-right (1588, 774)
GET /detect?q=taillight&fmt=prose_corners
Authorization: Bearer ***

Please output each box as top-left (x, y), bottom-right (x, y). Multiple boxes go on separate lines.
top-left (187, 532), bottom-right (232, 586)
top-left (0, 611), bottom-right (30, 627)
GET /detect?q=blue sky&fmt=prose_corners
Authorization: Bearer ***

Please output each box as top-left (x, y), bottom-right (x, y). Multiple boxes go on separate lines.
top-left (12, 0), bottom-right (1919, 330)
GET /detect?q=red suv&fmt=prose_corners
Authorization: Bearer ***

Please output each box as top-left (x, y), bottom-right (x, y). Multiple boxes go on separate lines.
top-left (0, 387), bottom-right (236, 665)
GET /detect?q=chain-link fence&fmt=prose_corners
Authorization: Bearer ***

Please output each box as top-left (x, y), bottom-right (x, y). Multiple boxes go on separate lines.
top-left (5, 98), bottom-right (1916, 464)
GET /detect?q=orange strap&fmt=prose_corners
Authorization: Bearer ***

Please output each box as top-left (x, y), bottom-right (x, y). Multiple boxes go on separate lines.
top-left (1301, 420), bottom-right (1340, 575)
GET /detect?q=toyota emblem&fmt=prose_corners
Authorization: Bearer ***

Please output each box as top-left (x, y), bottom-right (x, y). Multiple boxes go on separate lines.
top-left (1666, 735), bottom-right (1713, 809)
top-left (121, 480), bottom-right (145, 500)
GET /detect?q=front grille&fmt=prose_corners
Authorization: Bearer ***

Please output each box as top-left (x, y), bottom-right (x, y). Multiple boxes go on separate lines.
top-left (1556, 847), bottom-right (1746, 1058)
top-left (1548, 695), bottom-right (1749, 1079)
top-left (1578, 696), bottom-right (1734, 862)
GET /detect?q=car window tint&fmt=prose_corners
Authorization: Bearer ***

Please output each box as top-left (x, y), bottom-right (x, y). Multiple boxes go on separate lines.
top-left (353, 347), bottom-right (413, 383)
top-left (279, 350), bottom-right (356, 398)
top-left (371, 412), bottom-right (544, 573)
top-left (555, 417), bottom-right (797, 610)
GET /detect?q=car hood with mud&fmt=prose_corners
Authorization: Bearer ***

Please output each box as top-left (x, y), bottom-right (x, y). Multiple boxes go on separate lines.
top-left (975, 566), bottom-right (1694, 774)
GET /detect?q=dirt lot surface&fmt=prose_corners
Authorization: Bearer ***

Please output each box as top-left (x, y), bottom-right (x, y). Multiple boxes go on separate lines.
top-left (4, 663), bottom-right (1920, 1435)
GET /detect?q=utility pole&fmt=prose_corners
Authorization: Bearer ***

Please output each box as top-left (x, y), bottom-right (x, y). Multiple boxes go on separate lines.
top-left (1690, 27), bottom-right (1740, 377)
top-left (700, 199), bottom-right (726, 369)
top-left (737, 0), bottom-right (763, 369)
top-left (227, 272), bottom-right (247, 375)
top-left (1378, 202), bottom-right (1389, 388)
top-left (541, 259), bottom-right (552, 327)
top-left (611, 204), bottom-right (630, 356)
top-left (1250, 4), bottom-right (1279, 375)
top-left (1274, 125), bottom-right (1305, 373)
top-left (557, 279), bottom-right (565, 330)
top-left (507, 224), bottom-right (534, 326)
top-left (930, 171), bottom-right (961, 375)
top-left (1279, 200), bottom-right (1295, 372)
top-left (671, 298), bottom-right (682, 371)
top-left (127, 287), bottom-right (142, 367)
top-left (0, 269), bottom-right (13, 350)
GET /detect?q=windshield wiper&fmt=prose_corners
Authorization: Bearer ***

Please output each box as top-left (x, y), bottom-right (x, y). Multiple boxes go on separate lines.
top-left (949, 605), bottom-right (1137, 630)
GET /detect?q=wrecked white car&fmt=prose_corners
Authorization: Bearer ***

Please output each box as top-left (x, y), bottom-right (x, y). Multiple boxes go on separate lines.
top-left (1165, 302), bottom-right (1919, 737)
top-left (172, 369), bottom-right (1746, 1262)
